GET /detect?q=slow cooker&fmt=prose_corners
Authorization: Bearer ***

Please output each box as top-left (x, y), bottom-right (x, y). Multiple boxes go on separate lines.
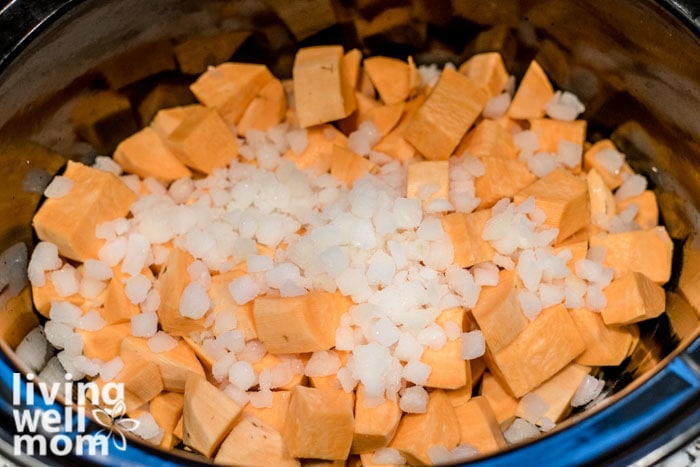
top-left (0, 0), bottom-right (698, 465)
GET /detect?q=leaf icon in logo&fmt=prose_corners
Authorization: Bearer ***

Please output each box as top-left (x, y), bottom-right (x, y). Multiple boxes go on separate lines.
top-left (91, 400), bottom-right (140, 452)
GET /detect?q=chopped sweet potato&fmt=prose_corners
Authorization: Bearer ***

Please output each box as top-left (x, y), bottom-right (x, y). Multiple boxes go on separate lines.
top-left (422, 308), bottom-right (470, 389)
top-left (114, 127), bottom-right (192, 182)
top-left (587, 168), bottom-right (616, 228)
top-left (343, 49), bottom-right (363, 89)
top-left (120, 360), bottom-right (163, 412)
top-left (166, 105), bottom-right (239, 174)
top-left (216, 415), bottom-right (299, 466)
top-left (33, 161), bottom-right (137, 261)
top-left (102, 267), bottom-right (153, 324)
top-left (456, 118), bottom-right (517, 159)
top-left (508, 60), bottom-right (554, 120)
top-left (589, 227), bottom-right (673, 284)
top-left (474, 156), bottom-right (537, 208)
top-left (582, 139), bottom-right (634, 190)
top-left (529, 118), bottom-right (586, 154)
top-left (157, 248), bottom-right (207, 336)
top-left (150, 391), bottom-right (185, 448)
top-left (282, 385), bottom-right (355, 460)
top-left (406, 160), bottom-right (450, 204)
top-left (79, 322), bottom-right (131, 362)
top-left (617, 190), bottom-right (659, 230)
top-left (243, 390), bottom-right (291, 433)
top-left (601, 271), bottom-right (666, 325)
top-left (514, 169), bottom-right (589, 243)
top-left (352, 384), bottom-right (402, 454)
top-left (516, 363), bottom-right (590, 425)
top-left (150, 105), bottom-right (198, 137)
top-left (389, 390), bottom-right (460, 465)
top-left (441, 209), bottom-right (496, 268)
top-left (174, 31), bottom-right (251, 75)
top-left (570, 308), bottom-right (637, 366)
top-left (135, 81), bottom-right (196, 127)
top-left (31, 280), bottom-right (84, 318)
top-left (209, 267), bottom-right (257, 341)
top-left (331, 145), bottom-right (377, 187)
top-left (405, 68), bottom-right (489, 161)
top-left (2, 289), bottom-right (40, 350)
top-left (237, 78), bottom-right (287, 135)
top-left (471, 269), bottom-right (528, 353)
top-left (363, 56), bottom-right (412, 105)
top-left (183, 373), bottom-right (242, 457)
top-left (458, 52), bottom-right (509, 98)
top-left (365, 101), bottom-right (405, 136)
top-left (252, 353), bottom-right (307, 390)
top-left (479, 371), bottom-right (517, 428)
top-left (190, 62), bottom-right (274, 125)
top-left (284, 124), bottom-right (348, 175)
top-left (253, 291), bottom-right (348, 354)
top-left (452, 396), bottom-right (507, 455)
top-left (293, 46), bottom-right (357, 128)
top-left (121, 336), bottom-right (205, 392)
top-left (486, 304), bottom-right (586, 398)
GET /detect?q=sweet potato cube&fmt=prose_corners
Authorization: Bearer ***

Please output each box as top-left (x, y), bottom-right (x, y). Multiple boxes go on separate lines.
top-left (617, 190), bottom-right (659, 230)
top-left (252, 353), bottom-right (307, 390)
top-left (253, 291), bottom-right (348, 354)
top-left (601, 272), bottom-right (666, 325)
top-left (183, 373), bottom-right (242, 457)
top-left (344, 49), bottom-right (363, 89)
top-left (514, 169), bottom-right (589, 243)
top-left (293, 46), bottom-right (357, 128)
top-left (33, 161), bottom-right (137, 261)
top-left (456, 118), bottom-right (516, 159)
top-left (31, 281), bottom-right (83, 318)
top-left (583, 139), bottom-right (634, 190)
top-left (121, 336), bottom-right (205, 392)
top-left (331, 145), bottom-right (377, 187)
top-left (474, 156), bottom-right (537, 208)
top-left (458, 52), bottom-right (509, 98)
top-left (237, 78), bottom-right (287, 135)
top-left (352, 384), bottom-right (402, 454)
top-left (406, 160), bottom-right (449, 204)
top-left (508, 60), bottom-right (554, 120)
top-left (282, 386), bottom-right (355, 460)
top-left (190, 62), bottom-right (274, 124)
top-left (174, 31), bottom-right (250, 75)
top-left (516, 363), bottom-right (590, 425)
top-left (422, 308), bottom-right (470, 389)
top-left (166, 105), bottom-right (238, 174)
top-left (389, 390), bottom-right (460, 465)
top-left (216, 415), bottom-right (299, 466)
top-left (114, 127), bottom-right (192, 182)
top-left (486, 304), bottom-right (586, 398)
top-left (570, 308), bottom-right (637, 366)
top-left (157, 248), bottom-right (207, 336)
top-left (479, 372), bottom-right (517, 428)
top-left (284, 124), bottom-right (348, 175)
top-left (589, 227), bottom-right (673, 284)
top-left (103, 267), bottom-right (152, 324)
top-left (587, 168), bottom-right (616, 228)
top-left (135, 81), bottom-right (196, 127)
top-left (243, 390), bottom-right (291, 432)
top-left (210, 268), bottom-right (257, 341)
top-left (373, 95), bottom-right (425, 162)
top-left (365, 102), bottom-right (405, 136)
top-left (405, 68), bottom-right (488, 161)
top-left (441, 209), bottom-right (496, 268)
top-left (71, 91), bottom-right (139, 154)
top-left (79, 322), bottom-right (131, 362)
top-left (453, 396), bottom-right (507, 455)
top-left (150, 105), bottom-right (198, 137)
top-left (99, 40), bottom-right (175, 90)
top-left (471, 269), bottom-right (528, 353)
top-left (120, 361), bottom-right (164, 412)
top-left (528, 118), bottom-right (586, 153)
top-left (309, 351), bottom-right (348, 391)
top-left (363, 56), bottom-right (412, 105)
top-left (1, 289), bottom-right (39, 350)
top-left (150, 391), bottom-right (184, 448)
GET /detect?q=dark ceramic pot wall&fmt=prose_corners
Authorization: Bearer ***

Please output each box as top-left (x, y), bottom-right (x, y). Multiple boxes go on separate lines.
top-left (0, 1), bottom-right (698, 465)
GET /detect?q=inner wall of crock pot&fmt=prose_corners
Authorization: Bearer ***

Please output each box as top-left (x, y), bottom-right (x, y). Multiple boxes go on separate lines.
top-left (0, 0), bottom-right (698, 458)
